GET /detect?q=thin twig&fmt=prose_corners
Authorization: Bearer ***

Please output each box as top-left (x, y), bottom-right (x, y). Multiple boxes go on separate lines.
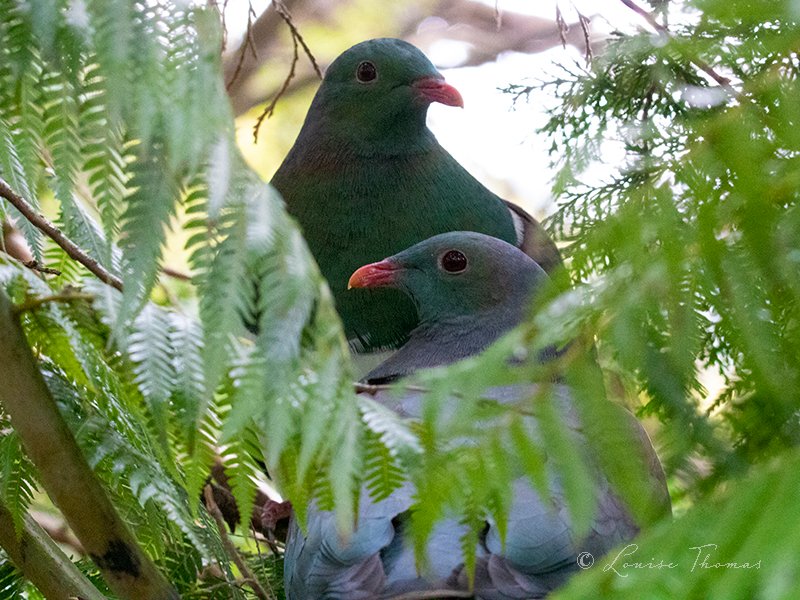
top-left (12, 291), bottom-right (95, 315)
top-left (221, 0), bottom-right (230, 52)
top-left (384, 590), bottom-right (474, 600)
top-left (253, 32), bottom-right (298, 142)
top-left (274, 0), bottom-right (321, 78)
top-left (23, 260), bottom-right (61, 276)
top-left (354, 381), bottom-right (431, 395)
top-left (576, 8), bottom-right (593, 64)
top-left (619, 0), bottom-right (744, 102)
top-left (226, 2), bottom-right (259, 90)
top-left (640, 83), bottom-right (657, 153)
top-left (161, 266), bottom-right (192, 281)
top-left (252, 0), bottom-right (321, 142)
top-left (0, 177), bottom-right (124, 291)
top-left (207, 0), bottom-right (228, 52)
top-left (203, 485), bottom-right (273, 600)
top-left (555, 6), bottom-right (569, 49)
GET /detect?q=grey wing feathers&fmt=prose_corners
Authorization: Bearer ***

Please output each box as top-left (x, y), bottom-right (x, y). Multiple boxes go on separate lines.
top-left (504, 201), bottom-right (563, 275)
top-left (286, 385), bottom-right (669, 599)
top-left (285, 485), bottom-right (411, 599)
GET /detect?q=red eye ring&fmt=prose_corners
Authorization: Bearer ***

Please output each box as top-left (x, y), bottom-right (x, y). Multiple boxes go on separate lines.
top-left (441, 249), bottom-right (468, 273)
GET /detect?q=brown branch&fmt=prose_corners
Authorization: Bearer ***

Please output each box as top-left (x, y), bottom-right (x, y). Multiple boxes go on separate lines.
top-left (0, 288), bottom-right (178, 599)
top-left (384, 590), bottom-right (473, 600)
top-left (555, 6), bottom-right (569, 48)
top-left (23, 259), bottom-right (61, 276)
top-left (230, 1), bottom-right (592, 117)
top-left (12, 290), bottom-right (95, 315)
top-left (203, 485), bottom-right (273, 600)
top-left (226, 2), bottom-right (259, 90)
top-left (161, 266), bottom-right (192, 281)
top-left (577, 9), bottom-right (593, 64)
top-left (274, 0), bottom-right (321, 79)
top-left (354, 381), bottom-right (431, 395)
top-left (31, 509), bottom-right (86, 555)
top-left (619, 0), bottom-right (744, 101)
top-left (253, 31), bottom-right (299, 142)
top-left (0, 176), bottom-right (123, 291)
top-left (223, 0), bottom-right (311, 114)
top-left (0, 503), bottom-right (105, 600)
top-left (2, 218), bottom-right (34, 263)
top-left (252, 1), bottom-right (321, 142)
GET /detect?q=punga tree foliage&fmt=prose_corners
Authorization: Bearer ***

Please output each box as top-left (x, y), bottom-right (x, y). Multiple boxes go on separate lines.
top-left (0, 0), bottom-right (797, 598)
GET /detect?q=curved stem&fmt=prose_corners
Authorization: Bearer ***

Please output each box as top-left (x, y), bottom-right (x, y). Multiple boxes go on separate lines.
top-left (0, 176), bottom-right (123, 291)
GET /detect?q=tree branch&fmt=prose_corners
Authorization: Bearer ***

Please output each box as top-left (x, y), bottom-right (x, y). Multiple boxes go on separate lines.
top-left (354, 381), bottom-right (430, 395)
top-left (223, 0), bottom-right (310, 114)
top-left (619, 0), bottom-right (744, 101)
top-left (0, 177), bottom-right (123, 291)
top-left (252, 0), bottom-right (321, 142)
top-left (1, 218), bottom-right (34, 263)
top-left (203, 485), bottom-right (274, 600)
top-left (0, 502), bottom-right (106, 600)
top-left (0, 288), bottom-right (177, 600)
top-left (225, 1), bottom-right (259, 90)
top-left (227, 0), bottom-right (594, 118)
top-left (384, 590), bottom-right (473, 600)
top-left (12, 290), bottom-right (95, 315)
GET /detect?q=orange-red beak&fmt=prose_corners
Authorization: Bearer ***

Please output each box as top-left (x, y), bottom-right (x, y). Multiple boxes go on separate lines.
top-left (348, 260), bottom-right (401, 289)
top-left (412, 76), bottom-right (464, 108)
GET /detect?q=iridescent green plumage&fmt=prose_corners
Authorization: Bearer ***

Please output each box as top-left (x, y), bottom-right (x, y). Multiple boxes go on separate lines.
top-left (272, 38), bottom-right (561, 352)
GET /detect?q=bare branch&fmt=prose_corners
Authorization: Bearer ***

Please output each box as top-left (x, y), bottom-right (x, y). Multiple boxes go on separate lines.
top-left (0, 289), bottom-right (178, 599)
top-left (228, 0), bottom-right (594, 117)
top-left (203, 485), bottom-right (274, 600)
top-left (0, 176), bottom-right (124, 291)
top-left (223, 0), bottom-right (310, 113)
top-left (226, 2), bottom-right (259, 90)
top-left (252, 0), bottom-right (321, 142)
top-left (384, 590), bottom-right (473, 600)
top-left (253, 32), bottom-right (299, 142)
top-left (161, 266), bottom-right (192, 281)
top-left (22, 260), bottom-right (61, 276)
top-left (1, 218), bottom-right (34, 263)
top-left (619, 0), bottom-right (744, 101)
top-left (354, 381), bottom-right (431, 395)
top-left (0, 503), bottom-right (104, 600)
top-left (12, 290), bottom-right (95, 315)
top-left (30, 509), bottom-right (86, 555)
top-left (555, 6), bottom-right (569, 48)
top-left (274, 0), bottom-right (322, 79)
top-left (577, 9), bottom-right (593, 64)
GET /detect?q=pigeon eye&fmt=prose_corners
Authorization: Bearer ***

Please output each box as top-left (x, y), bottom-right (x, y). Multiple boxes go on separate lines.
top-left (356, 61), bottom-right (377, 83)
top-left (441, 250), bottom-right (468, 273)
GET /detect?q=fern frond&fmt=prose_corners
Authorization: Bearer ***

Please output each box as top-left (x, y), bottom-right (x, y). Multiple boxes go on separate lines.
top-left (362, 429), bottom-right (405, 503)
top-left (0, 431), bottom-right (38, 534)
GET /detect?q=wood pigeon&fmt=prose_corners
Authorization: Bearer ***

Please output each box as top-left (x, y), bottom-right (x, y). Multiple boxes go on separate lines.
top-left (271, 38), bottom-right (562, 356)
top-left (283, 232), bottom-right (670, 599)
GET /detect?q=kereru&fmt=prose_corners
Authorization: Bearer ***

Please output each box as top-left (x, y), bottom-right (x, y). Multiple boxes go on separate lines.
top-left (271, 38), bottom-right (562, 356)
top-left (283, 232), bottom-right (670, 599)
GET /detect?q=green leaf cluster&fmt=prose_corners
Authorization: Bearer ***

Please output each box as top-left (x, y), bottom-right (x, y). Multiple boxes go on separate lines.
top-left (509, 0), bottom-right (800, 596)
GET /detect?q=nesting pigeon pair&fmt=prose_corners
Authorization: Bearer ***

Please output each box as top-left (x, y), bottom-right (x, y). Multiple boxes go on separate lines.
top-left (269, 38), bottom-right (670, 598)
top-left (272, 37), bottom-right (562, 356)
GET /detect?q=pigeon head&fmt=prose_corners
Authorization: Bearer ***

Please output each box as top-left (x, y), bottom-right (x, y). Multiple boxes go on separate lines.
top-left (310, 38), bottom-right (463, 150)
top-left (348, 231), bottom-right (548, 326)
